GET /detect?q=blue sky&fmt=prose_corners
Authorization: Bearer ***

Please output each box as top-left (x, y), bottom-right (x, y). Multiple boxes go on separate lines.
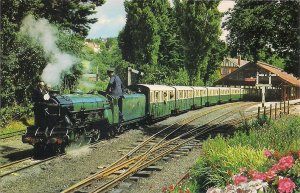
top-left (87, 0), bottom-right (235, 40)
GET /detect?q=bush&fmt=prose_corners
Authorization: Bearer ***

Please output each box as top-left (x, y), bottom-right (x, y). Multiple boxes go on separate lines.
top-left (0, 104), bottom-right (33, 128)
top-left (192, 136), bottom-right (268, 191)
top-left (190, 115), bottom-right (300, 192)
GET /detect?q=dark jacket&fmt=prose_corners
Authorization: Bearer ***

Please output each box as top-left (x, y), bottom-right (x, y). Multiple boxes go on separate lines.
top-left (106, 75), bottom-right (124, 97)
top-left (32, 87), bottom-right (47, 103)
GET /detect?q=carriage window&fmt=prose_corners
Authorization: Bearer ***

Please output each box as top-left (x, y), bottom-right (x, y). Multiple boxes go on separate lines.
top-left (169, 91), bottom-right (174, 100)
top-left (188, 91), bottom-right (192, 98)
top-left (155, 91), bottom-right (160, 102)
top-left (179, 91), bottom-right (183, 99)
top-left (163, 92), bottom-right (168, 101)
top-left (150, 92), bottom-right (154, 103)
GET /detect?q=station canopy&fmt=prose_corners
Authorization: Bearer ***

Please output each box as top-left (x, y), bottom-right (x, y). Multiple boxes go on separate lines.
top-left (215, 61), bottom-right (300, 88)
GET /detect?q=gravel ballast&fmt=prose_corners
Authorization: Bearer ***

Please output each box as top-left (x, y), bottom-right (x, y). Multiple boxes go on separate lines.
top-left (0, 101), bottom-right (299, 193)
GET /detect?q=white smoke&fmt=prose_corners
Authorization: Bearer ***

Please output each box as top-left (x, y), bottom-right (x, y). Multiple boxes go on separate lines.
top-left (20, 15), bottom-right (78, 87)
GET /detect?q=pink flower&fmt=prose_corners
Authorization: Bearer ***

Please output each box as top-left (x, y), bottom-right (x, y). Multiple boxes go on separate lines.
top-left (239, 167), bottom-right (247, 173)
top-left (297, 150), bottom-right (300, 158)
top-left (185, 188), bottom-right (191, 193)
top-left (250, 170), bottom-right (266, 181)
top-left (233, 175), bottom-right (248, 185)
top-left (161, 186), bottom-right (167, 192)
top-left (265, 170), bottom-right (276, 181)
top-left (278, 178), bottom-right (296, 193)
top-left (278, 156), bottom-right (294, 170)
top-left (264, 150), bottom-right (273, 157)
top-left (169, 184), bottom-right (175, 191)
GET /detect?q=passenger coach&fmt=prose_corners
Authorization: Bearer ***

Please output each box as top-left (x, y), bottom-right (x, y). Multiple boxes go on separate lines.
top-left (131, 84), bottom-right (175, 120)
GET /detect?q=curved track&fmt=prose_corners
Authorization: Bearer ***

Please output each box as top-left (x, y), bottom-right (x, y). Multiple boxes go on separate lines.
top-left (62, 102), bottom-right (257, 193)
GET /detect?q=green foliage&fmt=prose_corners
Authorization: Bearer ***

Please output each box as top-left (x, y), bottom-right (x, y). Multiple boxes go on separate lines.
top-left (258, 49), bottom-right (285, 69)
top-left (1, 32), bottom-right (48, 106)
top-left (191, 115), bottom-right (300, 192)
top-left (0, 105), bottom-right (33, 128)
top-left (119, 0), bottom-right (170, 66)
top-left (174, 0), bottom-right (222, 85)
top-left (0, 0), bottom-right (104, 124)
top-left (119, 0), bottom-right (225, 85)
top-left (193, 137), bottom-right (267, 191)
top-left (224, 0), bottom-right (300, 76)
top-left (232, 116), bottom-right (300, 154)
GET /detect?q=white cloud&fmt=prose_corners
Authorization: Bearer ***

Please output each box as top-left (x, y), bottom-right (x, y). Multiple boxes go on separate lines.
top-left (87, 0), bottom-right (235, 40)
top-left (87, 0), bottom-right (126, 38)
top-left (218, 1), bottom-right (236, 41)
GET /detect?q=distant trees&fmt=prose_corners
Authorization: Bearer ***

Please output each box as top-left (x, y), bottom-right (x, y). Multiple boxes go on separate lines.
top-left (0, 0), bottom-right (105, 107)
top-left (119, 0), bottom-right (225, 85)
top-left (224, 0), bottom-right (300, 77)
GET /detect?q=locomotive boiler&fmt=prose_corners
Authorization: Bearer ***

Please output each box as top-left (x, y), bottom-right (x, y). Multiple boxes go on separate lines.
top-left (22, 91), bottom-right (146, 154)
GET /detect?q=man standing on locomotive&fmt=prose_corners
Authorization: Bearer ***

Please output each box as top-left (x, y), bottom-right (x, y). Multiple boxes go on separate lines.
top-left (32, 80), bottom-right (49, 126)
top-left (106, 67), bottom-right (124, 120)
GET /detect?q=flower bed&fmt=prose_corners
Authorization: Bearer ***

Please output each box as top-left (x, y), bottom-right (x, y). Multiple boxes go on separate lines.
top-left (179, 115), bottom-right (300, 193)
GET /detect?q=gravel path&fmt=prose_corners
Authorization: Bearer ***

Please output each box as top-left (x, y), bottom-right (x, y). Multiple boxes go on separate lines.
top-left (0, 101), bottom-right (298, 193)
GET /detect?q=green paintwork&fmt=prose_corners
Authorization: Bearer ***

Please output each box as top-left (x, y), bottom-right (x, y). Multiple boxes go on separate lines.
top-left (207, 95), bottom-right (219, 105)
top-left (150, 100), bottom-right (175, 119)
top-left (64, 94), bottom-right (108, 112)
top-left (220, 95), bottom-right (231, 103)
top-left (122, 94), bottom-right (146, 122)
top-left (231, 94), bottom-right (241, 101)
top-left (176, 98), bottom-right (193, 112)
top-left (193, 96), bottom-right (207, 108)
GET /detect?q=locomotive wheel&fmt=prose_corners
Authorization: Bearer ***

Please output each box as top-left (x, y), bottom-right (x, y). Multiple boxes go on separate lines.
top-left (47, 144), bottom-right (65, 155)
top-left (86, 128), bottom-right (101, 144)
top-left (33, 143), bottom-right (46, 157)
top-left (74, 132), bottom-right (85, 146)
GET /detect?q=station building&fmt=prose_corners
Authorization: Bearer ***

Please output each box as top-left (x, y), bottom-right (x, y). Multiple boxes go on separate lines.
top-left (215, 61), bottom-right (300, 101)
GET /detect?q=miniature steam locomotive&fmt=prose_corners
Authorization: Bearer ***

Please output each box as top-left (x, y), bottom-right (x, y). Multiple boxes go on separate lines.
top-left (22, 84), bottom-right (248, 154)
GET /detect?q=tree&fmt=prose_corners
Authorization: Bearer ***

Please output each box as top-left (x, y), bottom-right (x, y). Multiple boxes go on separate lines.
top-left (119, 0), bottom-right (170, 67)
top-left (158, 7), bottom-right (185, 73)
top-left (174, 0), bottom-right (222, 85)
top-left (224, 0), bottom-right (300, 76)
top-left (0, 0), bottom-right (105, 107)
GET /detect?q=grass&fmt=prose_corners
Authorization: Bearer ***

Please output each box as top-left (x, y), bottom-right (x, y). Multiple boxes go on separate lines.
top-left (0, 117), bottom-right (34, 135)
top-left (186, 115), bottom-right (300, 192)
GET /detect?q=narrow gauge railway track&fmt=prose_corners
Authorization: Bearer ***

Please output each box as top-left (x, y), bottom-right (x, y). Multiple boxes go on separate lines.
top-left (0, 155), bottom-right (63, 178)
top-left (62, 102), bottom-right (256, 193)
top-left (0, 126), bottom-right (123, 178)
top-left (0, 130), bottom-right (26, 140)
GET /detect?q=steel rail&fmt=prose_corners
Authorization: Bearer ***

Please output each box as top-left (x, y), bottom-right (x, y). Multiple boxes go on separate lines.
top-left (0, 157), bottom-right (32, 170)
top-left (89, 103), bottom-right (256, 193)
top-left (87, 104), bottom-right (258, 192)
top-left (61, 102), bottom-right (247, 193)
top-left (0, 154), bottom-right (65, 178)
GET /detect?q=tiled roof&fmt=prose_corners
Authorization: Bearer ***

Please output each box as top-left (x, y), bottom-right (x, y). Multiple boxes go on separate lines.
top-left (257, 61), bottom-right (300, 87)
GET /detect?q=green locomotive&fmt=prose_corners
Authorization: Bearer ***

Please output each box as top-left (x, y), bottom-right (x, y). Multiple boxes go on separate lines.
top-left (22, 84), bottom-right (248, 154)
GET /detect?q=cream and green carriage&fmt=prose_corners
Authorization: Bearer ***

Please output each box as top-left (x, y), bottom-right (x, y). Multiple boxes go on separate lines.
top-left (172, 86), bottom-right (194, 113)
top-left (131, 84), bottom-right (175, 120)
top-left (191, 86), bottom-right (207, 109)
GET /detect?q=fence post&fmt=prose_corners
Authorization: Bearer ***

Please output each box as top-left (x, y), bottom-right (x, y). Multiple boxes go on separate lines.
top-left (264, 106), bottom-right (266, 118)
top-left (258, 106), bottom-right (261, 120)
top-left (288, 100), bottom-right (290, 114)
top-left (270, 104), bottom-right (272, 120)
top-left (284, 100), bottom-right (286, 114)
top-left (280, 101), bottom-right (282, 117)
top-left (275, 103), bottom-right (277, 120)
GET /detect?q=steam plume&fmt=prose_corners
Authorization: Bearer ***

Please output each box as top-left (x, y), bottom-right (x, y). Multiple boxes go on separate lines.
top-left (20, 15), bottom-right (78, 87)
